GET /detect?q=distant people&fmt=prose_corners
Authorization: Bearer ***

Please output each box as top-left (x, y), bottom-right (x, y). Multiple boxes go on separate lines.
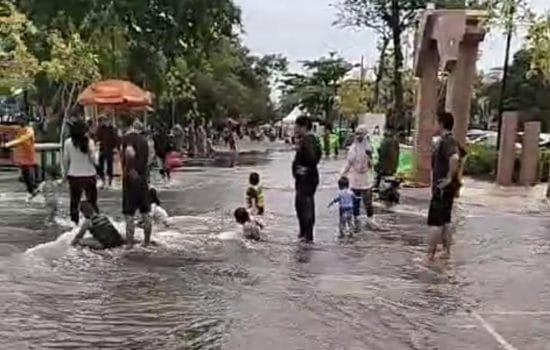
top-left (322, 125), bottom-right (331, 158)
top-left (341, 125), bottom-right (376, 231)
top-left (196, 118), bottom-right (207, 158)
top-left (187, 120), bottom-right (196, 158)
top-left (171, 123), bottom-right (185, 153)
top-left (63, 119), bottom-right (98, 225)
top-left (427, 112), bottom-right (460, 261)
top-left (2, 115), bottom-right (38, 198)
top-left (71, 201), bottom-right (125, 250)
top-left (375, 128), bottom-right (400, 188)
top-left (234, 207), bottom-right (263, 241)
top-left (153, 127), bottom-right (173, 183)
top-left (373, 125), bottom-right (381, 136)
top-left (96, 116), bottom-right (120, 188)
top-left (328, 176), bottom-right (355, 238)
top-left (246, 172), bottom-right (265, 215)
top-left (292, 116), bottom-right (322, 243)
top-left (30, 166), bottom-right (64, 223)
top-left (121, 120), bottom-right (152, 248)
top-left (228, 125), bottom-right (238, 167)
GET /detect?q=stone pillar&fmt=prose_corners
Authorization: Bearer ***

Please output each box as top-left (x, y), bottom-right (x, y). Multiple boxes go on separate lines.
top-left (496, 112), bottom-right (518, 186)
top-left (414, 43), bottom-right (439, 185)
top-left (445, 38), bottom-right (479, 147)
top-left (519, 121), bottom-right (540, 186)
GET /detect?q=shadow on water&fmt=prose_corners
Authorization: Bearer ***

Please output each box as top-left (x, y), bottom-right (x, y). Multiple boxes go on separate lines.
top-left (0, 153), bottom-right (549, 349)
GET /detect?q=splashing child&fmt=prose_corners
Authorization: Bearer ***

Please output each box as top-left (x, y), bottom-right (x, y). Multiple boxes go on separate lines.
top-left (148, 187), bottom-right (170, 228)
top-left (30, 166), bottom-right (64, 223)
top-left (234, 207), bottom-right (263, 241)
top-left (71, 201), bottom-right (125, 250)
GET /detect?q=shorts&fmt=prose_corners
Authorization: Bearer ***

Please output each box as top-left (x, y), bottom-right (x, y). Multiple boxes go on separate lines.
top-left (427, 187), bottom-right (455, 227)
top-left (122, 178), bottom-right (151, 216)
top-left (339, 207), bottom-right (353, 220)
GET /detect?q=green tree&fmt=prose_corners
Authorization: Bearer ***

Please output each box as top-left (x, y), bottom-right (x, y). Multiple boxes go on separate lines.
top-left (281, 52), bottom-right (353, 123)
top-left (338, 79), bottom-right (370, 123)
top-left (527, 13), bottom-right (550, 83)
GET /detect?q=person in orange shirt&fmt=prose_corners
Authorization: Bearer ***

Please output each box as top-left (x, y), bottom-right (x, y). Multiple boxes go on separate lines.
top-left (1, 115), bottom-right (38, 197)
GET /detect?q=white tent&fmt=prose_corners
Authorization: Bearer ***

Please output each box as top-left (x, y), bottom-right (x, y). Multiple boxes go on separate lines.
top-left (282, 107), bottom-right (304, 123)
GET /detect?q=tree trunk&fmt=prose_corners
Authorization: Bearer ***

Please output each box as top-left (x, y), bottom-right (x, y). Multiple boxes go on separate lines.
top-left (374, 36), bottom-right (389, 110)
top-left (390, 0), bottom-right (405, 131)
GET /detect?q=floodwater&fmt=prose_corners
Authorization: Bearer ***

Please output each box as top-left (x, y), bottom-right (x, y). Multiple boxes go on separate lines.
top-left (0, 150), bottom-right (549, 350)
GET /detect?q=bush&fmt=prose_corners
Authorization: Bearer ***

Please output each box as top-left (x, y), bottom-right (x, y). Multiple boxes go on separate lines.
top-left (463, 144), bottom-right (497, 178)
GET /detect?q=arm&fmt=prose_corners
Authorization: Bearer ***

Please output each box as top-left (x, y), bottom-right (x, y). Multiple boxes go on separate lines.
top-left (328, 197), bottom-right (339, 208)
top-left (5, 128), bottom-right (33, 148)
top-left (63, 141), bottom-right (70, 178)
top-left (71, 220), bottom-right (91, 246)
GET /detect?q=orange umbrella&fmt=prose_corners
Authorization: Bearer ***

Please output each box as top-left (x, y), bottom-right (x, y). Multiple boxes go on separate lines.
top-left (78, 80), bottom-right (153, 107)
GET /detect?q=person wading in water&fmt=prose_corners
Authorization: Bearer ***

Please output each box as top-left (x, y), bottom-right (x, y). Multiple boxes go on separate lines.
top-left (121, 120), bottom-right (152, 248)
top-left (292, 116), bottom-right (322, 243)
top-left (427, 111), bottom-right (460, 261)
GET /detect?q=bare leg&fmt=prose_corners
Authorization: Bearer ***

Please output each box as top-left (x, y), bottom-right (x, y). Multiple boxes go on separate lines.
top-left (440, 224), bottom-right (452, 259)
top-left (141, 213), bottom-right (152, 246)
top-left (125, 215), bottom-right (135, 249)
top-left (427, 227), bottom-right (442, 261)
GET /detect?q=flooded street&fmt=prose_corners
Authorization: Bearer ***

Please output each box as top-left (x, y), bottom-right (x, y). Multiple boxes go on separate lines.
top-left (0, 151), bottom-right (549, 350)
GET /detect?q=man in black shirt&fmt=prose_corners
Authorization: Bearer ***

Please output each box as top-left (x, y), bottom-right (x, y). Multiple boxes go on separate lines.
top-left (427, 112), bottom-right (460, 261)
top-left (292, 116), bottom-right (322, 243)
top-left (122, 120), bottom-right (152, 248)
top-left (96, 116), bottom-right (120, 188)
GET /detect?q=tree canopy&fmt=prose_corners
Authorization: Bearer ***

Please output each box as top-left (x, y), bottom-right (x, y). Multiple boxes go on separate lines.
top-left (0, 0), bottom-right (284, 126)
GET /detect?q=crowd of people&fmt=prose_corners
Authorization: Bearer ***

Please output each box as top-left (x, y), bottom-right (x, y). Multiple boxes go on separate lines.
top-left (0, 109), bottom-right (463, 262)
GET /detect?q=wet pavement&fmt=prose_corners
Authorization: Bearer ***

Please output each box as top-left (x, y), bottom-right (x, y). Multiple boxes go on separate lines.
top-left (0, 150), bottom-right (549, 349)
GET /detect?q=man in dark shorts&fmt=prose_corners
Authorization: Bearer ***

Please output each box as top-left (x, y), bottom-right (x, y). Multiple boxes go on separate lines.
top-left (292, 116), bottom-right (322, 243)
top-left (427, 111), bottom-right (460, 261)
top-left (122, 120), bottom-right (152, 248)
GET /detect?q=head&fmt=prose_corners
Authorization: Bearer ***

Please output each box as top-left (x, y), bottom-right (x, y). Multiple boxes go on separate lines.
top-left (294, 116), bottom-right (312, 137)
top-left (44, 166), bottom-right (61, 180)
top-left (149, 187), bottom-right (160, 206)
top-left (354, 125), bottom-right (368, 143)
top-left (79, 201), bottom-right (97, 219)
top-left (249, 172), bottom-right (260, 186)
top-left (15, 114), bottom-right (28, 127)
top-left (437, 111), bottom-right (454, 135)
top-left (132, 119), bottom-right (145, 134)
top-left (99, 116), bottom-right (110, 126)
top-left (338, 176), bottom-right (350, 190)
top-left (234, 207), bottom-right (251, 225)
top-left (69, 118), bottom-right (90, 154)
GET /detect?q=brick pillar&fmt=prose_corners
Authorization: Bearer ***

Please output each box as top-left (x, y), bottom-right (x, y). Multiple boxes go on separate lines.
top-left (414, 43), bottom-right (439, 185)
top-left (519, 121), bottom-right (540, 186)
top-left (496, 112), bottom-right (518, 186)
top-left (445, 39), bottom-right (479, 147)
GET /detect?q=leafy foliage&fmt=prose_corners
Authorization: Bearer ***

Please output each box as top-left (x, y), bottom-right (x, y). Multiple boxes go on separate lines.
top-left (527, 14), bottom-right (550, 83)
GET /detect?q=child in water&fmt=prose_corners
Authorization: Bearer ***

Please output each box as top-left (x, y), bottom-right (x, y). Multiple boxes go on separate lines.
top-left (71, 201), bottom-right (125, 250)
top-left (30, 166), bottom-right (64, 222)
top-left (148, 187), bottom-right (170, 228)
top-left (246, 172), bottom-right (265, 215)
top-left (329, 176), bottom-right (356, 237)
top-left (234, 207), bottom-right (263, 241)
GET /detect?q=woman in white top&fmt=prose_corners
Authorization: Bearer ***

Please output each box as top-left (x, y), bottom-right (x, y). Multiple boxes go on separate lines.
top-left (63, 119), bottom-right (98, 224)
top-left (341, 125), bottom-right (375, 230)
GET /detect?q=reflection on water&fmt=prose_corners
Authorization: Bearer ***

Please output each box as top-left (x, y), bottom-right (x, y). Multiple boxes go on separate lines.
top-left (0, 154), bottom-right (549, 349)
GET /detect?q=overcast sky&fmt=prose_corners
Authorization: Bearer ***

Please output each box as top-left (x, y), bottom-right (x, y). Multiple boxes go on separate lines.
top-left (235, 0), bottom-right (550, 73)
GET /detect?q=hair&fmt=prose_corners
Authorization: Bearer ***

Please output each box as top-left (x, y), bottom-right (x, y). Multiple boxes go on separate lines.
top-left (249, 172), bottom-right (260, 186)
top-left (79, 201), bottom-right (97, 218)
top-left (234, 207), bottom-right (251, 225)
top-left (437, 111), bottom-right (455, 131)
top-left (69, 119), bottom-right (90, 154)
top-left (295, 116), bottom-right (312, 131)
top-left (338, 176), bottom-right (350, 190)
top-left (149, 188), bottom-right (161, 206)
top-left (44, 165), bottom-right (61, 179)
